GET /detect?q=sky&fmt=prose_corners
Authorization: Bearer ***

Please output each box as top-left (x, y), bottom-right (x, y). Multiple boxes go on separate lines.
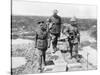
top-left (12, 0), bottom-right (97, 19)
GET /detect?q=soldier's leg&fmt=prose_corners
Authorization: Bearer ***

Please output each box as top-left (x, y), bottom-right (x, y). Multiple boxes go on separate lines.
top-left (71, 45), bottom-right (73, 58)
top-left (74, 44), bottom-right (78, 58)
top-left (52, 34), bottom-right (58, 51)
top-left (40, 55), bottom-right (42, 69)
top-left (37, 49), bottom-right (43, 72)
top-left (65, 39), bottom-right (70, 52)
top-left (42, 50), bottom-right (46, 65)
top-left (69, 42), bottom-right (73, 58)
top-left (72, 43), bottom-right (78, 58)
top-left (54, 35), bottom-right (58, 48)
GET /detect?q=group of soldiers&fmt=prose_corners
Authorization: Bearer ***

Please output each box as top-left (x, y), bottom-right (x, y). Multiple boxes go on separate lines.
top-left (35, 9), bottom-right (80, 72)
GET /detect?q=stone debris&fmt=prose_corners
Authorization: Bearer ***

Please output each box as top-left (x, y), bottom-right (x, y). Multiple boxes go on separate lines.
top-left (11, 30), bottom-right (97, 75)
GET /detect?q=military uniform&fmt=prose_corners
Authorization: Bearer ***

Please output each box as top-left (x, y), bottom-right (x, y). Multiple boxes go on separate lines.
top-left (47, 15), bottom-right (61, 52)
top-left (63, 23), bottom-right (80, 58)
top-left (35, 21), bottom-right (49, 72)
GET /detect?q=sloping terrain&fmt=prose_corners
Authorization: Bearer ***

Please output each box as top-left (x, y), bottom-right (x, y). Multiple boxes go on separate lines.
top-left (11, 16), bottom-right (97, 74)
top-left (11, 28), bottom-right (97, 75)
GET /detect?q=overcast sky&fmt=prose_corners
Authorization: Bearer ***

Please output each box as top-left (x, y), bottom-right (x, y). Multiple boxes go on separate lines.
top-left (12, 0), bottom-right (97, 19)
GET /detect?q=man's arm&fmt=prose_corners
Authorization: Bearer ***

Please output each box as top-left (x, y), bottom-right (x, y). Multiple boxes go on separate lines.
top-left (47, 17), bottom-right (52, 23)
top-left (77, 28), bottom-right (80, 43)
top-left (58, 16), bottom-right (62, 37)
top-left (62, 24), bottom-right (70, 38)
top-left (47, 17), bottom-right (53, 30)
top-left (47, 30), bottom-right (51, 48)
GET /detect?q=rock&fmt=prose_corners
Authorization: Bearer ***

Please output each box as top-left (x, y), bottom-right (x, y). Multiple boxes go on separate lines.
top-left (12, 57), bottom-right (27, 69)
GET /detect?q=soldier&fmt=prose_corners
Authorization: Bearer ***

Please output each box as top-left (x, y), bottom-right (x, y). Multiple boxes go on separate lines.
top-left (35, 21), bottom-right (50, 72)
top-left (63, 17), bottom-right (80, 59)
top-left (47, 9), bottom-right (62, 53)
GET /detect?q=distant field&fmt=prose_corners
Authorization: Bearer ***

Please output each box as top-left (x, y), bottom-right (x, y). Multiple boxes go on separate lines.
top-left (11, 15), bottom-right (97, 40)
top-left (11, 15), bottom-right (97, 30)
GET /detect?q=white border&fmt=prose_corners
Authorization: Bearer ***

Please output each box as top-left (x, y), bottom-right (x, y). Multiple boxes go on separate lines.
top-left (0, 0), bottom-right (99, 75)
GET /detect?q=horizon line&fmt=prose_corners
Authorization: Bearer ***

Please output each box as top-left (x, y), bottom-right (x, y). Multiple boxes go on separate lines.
top-left (11, 14), bottom-right (97, 19)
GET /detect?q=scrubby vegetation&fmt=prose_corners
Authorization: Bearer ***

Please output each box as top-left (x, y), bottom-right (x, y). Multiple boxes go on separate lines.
top-left (11, 15), bottom-right (97, 40)
top-left (12, 41), bottom-right (40, 75)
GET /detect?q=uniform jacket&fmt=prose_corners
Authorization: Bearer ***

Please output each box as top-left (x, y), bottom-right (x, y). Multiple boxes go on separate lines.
top-left (62, 24), bottom-right (80, 44)
top-left (48, 15), bottom-right (61, 35)
top-left (35, 29), bottom-right (49, 50)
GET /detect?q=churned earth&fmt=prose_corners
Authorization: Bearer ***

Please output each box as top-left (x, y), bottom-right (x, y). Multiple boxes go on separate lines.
top-left (11, 29), bottom-right (97, 75)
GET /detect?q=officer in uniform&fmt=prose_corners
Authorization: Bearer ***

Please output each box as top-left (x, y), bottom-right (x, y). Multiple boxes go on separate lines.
top-left (35, 21), bottom-right (50, 72)
top-left (47, 9), bottom-right (62, 53)
top-left (63, 17), bottom-right (80, 59)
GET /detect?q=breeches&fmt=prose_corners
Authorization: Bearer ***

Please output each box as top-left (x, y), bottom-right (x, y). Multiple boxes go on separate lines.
top-left (50, 33), bottom-right (59, 49)
top-left (37, 49), bottom-right (46, 68)
top-left (69, 43), bottom-right (78, 56)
